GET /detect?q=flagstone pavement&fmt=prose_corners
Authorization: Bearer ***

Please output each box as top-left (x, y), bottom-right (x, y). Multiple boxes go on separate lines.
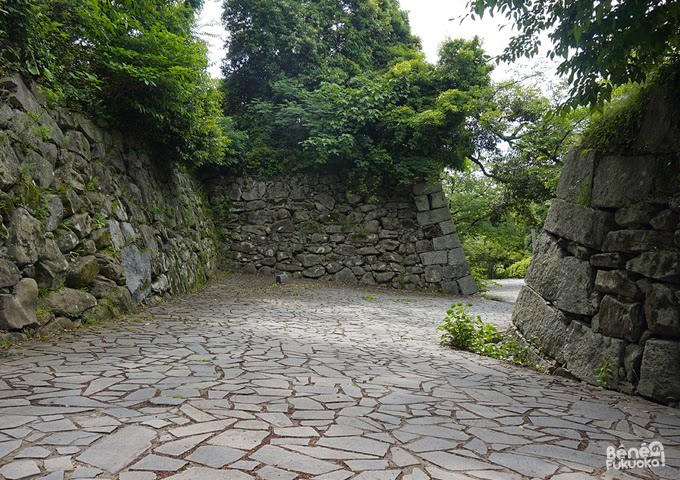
top-left (0, 273), bottom-right (678, 480)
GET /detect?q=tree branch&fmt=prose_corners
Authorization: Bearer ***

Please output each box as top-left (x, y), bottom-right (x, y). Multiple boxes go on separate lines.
top-left (468, 155), bottom-right (509, 183)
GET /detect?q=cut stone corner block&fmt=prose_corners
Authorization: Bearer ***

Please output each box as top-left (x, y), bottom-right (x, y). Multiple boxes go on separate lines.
top-left (512, 285), bottom-right (625, 387)
top-left (412, 181), bottom-right (443, 196)
top-left (456, 275), bottom-right (478, 296)
top-left (412, 180), bottom-right (477, 296)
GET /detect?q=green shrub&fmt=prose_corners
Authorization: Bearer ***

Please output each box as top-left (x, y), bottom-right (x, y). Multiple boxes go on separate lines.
top-left (438, 302), bottom-right (533, 366)
top-left (0, 0), bottom-right (232, 168)
top-left (439, 302), bottom-right (500, 351)
top-left (470, 267), bottom-right (498, 294)
top-left (503, 257), bottom-right (531, 279)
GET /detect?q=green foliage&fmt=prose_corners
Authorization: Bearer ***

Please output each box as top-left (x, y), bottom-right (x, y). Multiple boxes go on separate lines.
top-left (439, 302), bottom-right (497, 351)
top-left (445, 168), bottom-right (533, 279)
top-left (84, 177), bottom-right (99, 193)
top-left (38, 287), bottom-right (54, 298)
top-left (222, 0), bottom-right (421, 108)
top-left (2, 163), bottom-right (50, 220)
top-left (0, 0), bottom-right (230, 167)
top-left (581, 62), bottom-right (680, 154)
top-left (470, 266), bottom-right (498, 294)
top-left (438, 302), bottom-right (533, 365)
top-left (222, 26), bottom-right (494, 184)
top-left (580, 83), bottom-right (648, 154)
top-left (468, 73), bottom-right (588, 221)
top-left (0, 332), bottom-right (27, 349)
top-left (55, 218), bottom-right (72, 234)
top-left (502, 256), bottom-right (531, 279)
top-left (596, 361), bottom-right (614, 389)
top-left (445, 73), bottom-right (589, 279)
top-left (92, 212), bottom-right (106, 229)
top-left (465, 0), bottom-right (680, 108)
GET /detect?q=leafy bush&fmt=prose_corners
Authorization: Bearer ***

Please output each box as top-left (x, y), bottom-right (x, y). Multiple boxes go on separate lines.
top-left (0, 0), bottom-right (232, 168)
top-left (439, 302), bottom-right (533, 366)
top-left (439, 302), bottom-right (499, 351)
top-left (502, 257), bottom-right (531, 279)
top-left (222, 0), bottom-right (495, 185)
top-left (470, 266), bottom-right (498, 294)
top-left (580, 60), bottom-right (680, 158)
top-left (444, 170), bottom-right (536, 280)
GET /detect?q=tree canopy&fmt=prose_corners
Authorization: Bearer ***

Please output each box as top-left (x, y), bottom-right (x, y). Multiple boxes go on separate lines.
top-left (466, 0), bottom-right (680, 107)
top-left (221, 0), bottom-right (495, 185)
top-left (1, 0), bottom-right (602, 189)
top-left (222, 0), bottom-right (420, 109)
top-left (444, 72), bottom-right (589, 280)
top-left (468, 74), bottom-right (588, 222)
top-left (0, 0), bottom-right (231, 166)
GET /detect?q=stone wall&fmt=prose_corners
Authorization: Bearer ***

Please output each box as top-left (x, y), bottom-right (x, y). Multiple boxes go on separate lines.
top-left (0, 76), bottom-right (217, 339)
top-left (206, 174), bottom-right (478, 294)
top-left (512, 85), bottom-right (680, 405)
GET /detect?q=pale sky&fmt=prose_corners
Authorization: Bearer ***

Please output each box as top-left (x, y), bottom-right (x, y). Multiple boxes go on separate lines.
top-left (197, 0), bottom-right (558, 82)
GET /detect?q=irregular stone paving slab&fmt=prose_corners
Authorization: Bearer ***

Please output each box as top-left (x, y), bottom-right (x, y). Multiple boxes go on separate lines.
top-left (317, 436), bottom-right (390, 456)
top-left (130, 454), bottom-right (187, 471)
top-left (421, 451), bottom-right (502, 471)
top-left (345, 459), bottom-right (389, 470)
top-left (14, 446), bottom-right (51, 459)
top-left (71, 466), bottom-right (103, 478)
top-left (155, 433), bottom-right (213, 456)
top-left (40, 472), bottom-right (65, 480)
top-left (258, 465), bottom-right (298, 480)
top-left (119, 472), bottom-right (157, 480)
top-left (403, 468), bottom-right (430, 480)
top-left (251, 445), bottom-right (340, 475)
top-left (286, 445), bottom-right (377, 460)
top-left (186, 445), bottom-right (245, 468)
top-left (0, 460), bottom-right (41, 479)
top-left (0, 417), bottom-right (36, 430)
top-left (39, 431), bottom-right (100, 446)
top-left (0, 440), bottom-right (22, 459)
top-left (0, 274), bottom-right (679, 480)
top-left (168, 419), bottom-right (235, 438)
top-left (274, 426), bottom-right (319, 437)
top-left (390, 446), bottom-right (419, 467)
top-left (77, 426), bottom-right (155, 473)
top-left (43, 456), bottom-right (73, 472)
top-left (489, 452), bottom-right (560, 478)
top-left (32, 419), bottom-right (77, 433)
top-left (208, 429), bottom-right (269, 449)
top-left (353, 471), bottom-right (400, 480)
top-left (165, 467), bottom-right (255, 480)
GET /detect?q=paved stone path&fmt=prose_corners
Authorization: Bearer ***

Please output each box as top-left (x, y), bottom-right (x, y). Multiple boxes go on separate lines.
top-left (485, 280), bottom-right (525, 305)
top-left (0, 273), bottom-right (678, 480)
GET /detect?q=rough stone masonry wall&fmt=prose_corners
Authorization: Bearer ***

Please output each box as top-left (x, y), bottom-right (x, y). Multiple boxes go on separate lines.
top-left (0, 76), bottom-right (217, 339)
top-left (206, 174), bottom-right (478, 295)
top-left (512, 87), bottom-right (680, 406)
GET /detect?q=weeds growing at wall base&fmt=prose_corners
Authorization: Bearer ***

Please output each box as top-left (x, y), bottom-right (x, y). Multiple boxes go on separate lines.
top-left (439, 302), bottom-right (535, 367)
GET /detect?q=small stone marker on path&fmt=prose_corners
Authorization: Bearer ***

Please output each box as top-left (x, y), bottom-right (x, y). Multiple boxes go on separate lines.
top-left (275, 273), bottom-right (290, 284)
